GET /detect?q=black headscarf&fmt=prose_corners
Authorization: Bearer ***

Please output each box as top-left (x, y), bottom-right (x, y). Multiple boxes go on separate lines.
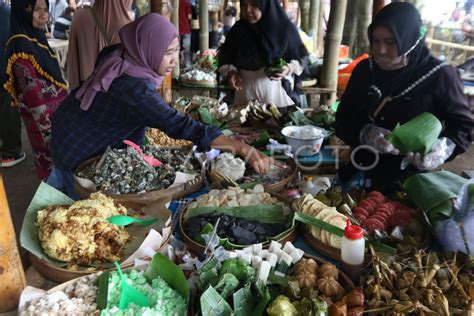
top-left (218, 0), bottom-right (307, 70)
top-left (367, 2), bottom-right (442, 101)
top-left (4, 0), bottom-right (66, 104)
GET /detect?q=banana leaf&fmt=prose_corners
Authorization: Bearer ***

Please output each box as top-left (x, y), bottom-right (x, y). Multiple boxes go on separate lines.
top-left (197, 267), bottom-right (220, 292)
top-left (214, 273), bottom-right (240, 299)
top-left (200, 285), bottom-right (233, 316)
top-left (387, 112), bottom-right (442, 155)
top-left (220, 259), bottom-right (256, 284)
top-left (198, 107), bottom-right (227, 129)
top-left (252, 280), bottom-right (271, 316)
top-left (233, 287), bottom-right (254, 316)
top-left (144, 253), bottom-right (189, 303)
top-left (265, 58), bottom-right (287, 77)
top-left (95, 271), bottom-right (110, 310)
top-left (294, 212), bottom-right (396, 254)
top-left (20, 182), bottom-right (169, 269)
top-left (251, 130), bottom-right (271, 147)
top-left (186, 205), bottom-right (288, 224)
top-left (403, 171), bottom-right (466, 223)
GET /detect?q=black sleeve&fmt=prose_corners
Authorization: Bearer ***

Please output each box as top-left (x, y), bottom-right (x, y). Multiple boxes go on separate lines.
top-left (335, 61), bottom-right (372, 147)
top-left (435, 65), bottom-right (473, 158)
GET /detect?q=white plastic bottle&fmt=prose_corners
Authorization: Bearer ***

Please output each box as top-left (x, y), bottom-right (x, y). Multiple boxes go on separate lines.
top-left (340, 219), bottom-right (365, 285)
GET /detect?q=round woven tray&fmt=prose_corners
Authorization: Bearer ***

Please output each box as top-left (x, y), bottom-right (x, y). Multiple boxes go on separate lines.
top-left (29, 227), bottom-right (172, 283)
top-left (74, 156), bottom-right (204, 209)
top-left (179, 77), bottom-right (217, 87)
top-left (179, 192), bottom-right (298, 254)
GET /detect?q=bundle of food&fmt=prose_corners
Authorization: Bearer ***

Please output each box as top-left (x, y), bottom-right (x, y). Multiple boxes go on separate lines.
top-left (293, 194), bottom-right (348, 249)
top-left (180, 69), bottom-right (217, 86)
top-left (352, 190), bottom-right (414, 232)
top-left (145, 128), bottom-right (192, 147)
top-left (265, 58), bottom-right (287, 77)
top-left (194, 49), bottom-right (218, 72)
top-left (19, 253), bottom-right (189, 316)
top-left (208, 152), bottom-right (293, 188)
top-left (181, 186), bottom-right (295, 249)
top-left (77, 146), bottom-right (198, 194)
top-left (268, 258), bottom-right (364, 315)
top-left (363, 250), bottom-right (473, 315)
top-left (234, 100), bottom-right (283, 124)
top-left (37, 192), bottom-right (130, 265)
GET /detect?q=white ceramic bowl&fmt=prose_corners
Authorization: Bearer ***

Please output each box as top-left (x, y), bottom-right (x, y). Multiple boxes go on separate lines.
top-left (281, 125), bottom-right (328, 156)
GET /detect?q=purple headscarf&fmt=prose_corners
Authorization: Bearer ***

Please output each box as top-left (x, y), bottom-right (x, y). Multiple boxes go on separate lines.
top-left (76, 13), bottom-right (179, 110)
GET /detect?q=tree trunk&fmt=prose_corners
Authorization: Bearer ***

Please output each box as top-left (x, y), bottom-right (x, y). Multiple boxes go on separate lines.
top-left (199, 0), bottom-right (209, 52)
top-left (299, 0), bottom-right (310, 33)
top-left (319, 0), bottom-right (347, 104)
top-left (341, 0), bottom-right (357, 52)
top-left (353, 0), bottom-right (372, 57)
top-left (308, 0), bottom-right (320, 37)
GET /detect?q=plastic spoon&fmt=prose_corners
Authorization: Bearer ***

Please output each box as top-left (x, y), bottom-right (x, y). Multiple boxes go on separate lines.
top-left (108, 215), bottom-right (158, 226)
top-left (114, 261), bottom-right (150, 310)
top-left (123, 139), bottom-right (163, 167)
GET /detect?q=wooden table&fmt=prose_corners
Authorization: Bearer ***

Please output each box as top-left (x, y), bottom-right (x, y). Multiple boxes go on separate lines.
top-left (47, 38), bottom-right (68, 79)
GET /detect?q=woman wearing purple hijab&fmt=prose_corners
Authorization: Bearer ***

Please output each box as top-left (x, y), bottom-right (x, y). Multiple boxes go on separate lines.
top-left (49, 13), bottom-right (271, 198)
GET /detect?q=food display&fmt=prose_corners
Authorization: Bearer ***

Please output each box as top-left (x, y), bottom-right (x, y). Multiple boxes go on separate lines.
top-left (293, 194), bottom-right (348, 249)
top-left (77, 146), bottom-right (199, 194)
top-left (37, 192), bottom-right (129, 264)
top-left (363, 251), bottom-right (473, 314)
top-left (145, 128), bottom-right (192, 147)
top-left (181, 186), bottom-right (295, 249)
top-left (180, 69), bottom-right (217, 86)
top-left (210, 153), bottom-right (246, 182)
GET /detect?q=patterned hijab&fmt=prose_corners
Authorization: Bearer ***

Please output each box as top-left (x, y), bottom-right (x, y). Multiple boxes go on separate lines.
top-left (75, 13), bottom-right (178, 110)
top-left (4, 0), bottom-right (66, 104)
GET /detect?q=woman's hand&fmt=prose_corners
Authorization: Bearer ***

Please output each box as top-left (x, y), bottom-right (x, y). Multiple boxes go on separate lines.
top-left (227, 70), bottom-right (242, 90)
top-left (210, 135), bottom-right (273, 173)
top-left (405, 137), bottom-right (455, 170)
top-left (270, 65), bottom-right (290, 81)
top-left (360, 123), bottom-right (399, 155)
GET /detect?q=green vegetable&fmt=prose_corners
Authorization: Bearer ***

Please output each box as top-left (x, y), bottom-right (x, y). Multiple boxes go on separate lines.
top-left (387, 112), bottom-right (442, 155)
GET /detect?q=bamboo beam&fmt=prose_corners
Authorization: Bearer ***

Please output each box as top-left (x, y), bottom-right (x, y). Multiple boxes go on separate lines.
top-left (319, 0), bottom-right (347, 104)
top-left (199, 0), bottom-right (209, 52)
top-left (426, 38), bottom-right (474, 51)
top-left (0, 174), bottom-right (26, 312)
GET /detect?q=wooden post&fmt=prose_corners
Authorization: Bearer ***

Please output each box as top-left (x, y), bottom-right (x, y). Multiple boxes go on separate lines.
top-left (426, 22), bottom-right (435, 49)
top-left (150, 0), bottom-right (174, 103)
top-left (308, 0), bottom-right (320, 37)
top-left (172, 0), bottom-right (180, 78)
top-left (199, 0), bottom-right (209, 53)
top-left (299, 0), bottom-right (310, 33)
top-left (0, 174), bottom-right (26, 312)
top-left (232, 0), bottom-right (240, 21)
top-left (283, 0), bottom-right (290, 11)
top-left (319, 0), bottom-right (347, 105)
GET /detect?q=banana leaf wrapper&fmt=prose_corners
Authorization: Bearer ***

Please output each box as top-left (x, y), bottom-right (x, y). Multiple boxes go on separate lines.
top-left (265, 58), bottom-right (287, 77)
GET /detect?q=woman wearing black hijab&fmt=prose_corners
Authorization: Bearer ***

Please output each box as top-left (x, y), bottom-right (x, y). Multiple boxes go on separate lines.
top-left (3, 0), bottom-right (68, 180)
top-left (218, 0), bottom-right (308, 108)
top-left (335, 2), bottom-right (473, 193)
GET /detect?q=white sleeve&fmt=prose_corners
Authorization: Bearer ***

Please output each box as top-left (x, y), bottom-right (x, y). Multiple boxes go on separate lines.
top-left (287, 60), bottom-right (303, 76)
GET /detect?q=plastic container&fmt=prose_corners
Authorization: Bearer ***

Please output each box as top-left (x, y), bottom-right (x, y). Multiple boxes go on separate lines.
top-left (281, 125), bottom-right (329, 157)
top-left (340, 219), bottom-right (365, 285)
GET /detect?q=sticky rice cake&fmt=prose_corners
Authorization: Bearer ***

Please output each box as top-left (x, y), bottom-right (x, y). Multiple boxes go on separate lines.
top-left (37, 192), bottom-right (130, 264)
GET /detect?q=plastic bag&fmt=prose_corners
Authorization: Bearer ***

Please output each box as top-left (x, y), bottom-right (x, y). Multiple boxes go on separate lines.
top-left (434, 178), bottom-right (474, 255)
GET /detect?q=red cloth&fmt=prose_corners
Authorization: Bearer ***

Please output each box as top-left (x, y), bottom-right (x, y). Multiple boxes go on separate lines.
top-left (179, 0), bottom-right (191, 35)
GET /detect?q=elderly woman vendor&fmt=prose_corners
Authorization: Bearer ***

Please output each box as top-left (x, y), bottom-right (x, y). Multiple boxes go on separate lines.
top-left (335, 2), bottom-right (473, 193)
top-left (49, 13), bottom-right (271, 197)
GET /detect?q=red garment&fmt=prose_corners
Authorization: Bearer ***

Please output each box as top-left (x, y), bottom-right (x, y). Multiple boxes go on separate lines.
top-left (179, 0), bottom-right (191, 35)
top-left (13, 58), bottom-right (67, 180)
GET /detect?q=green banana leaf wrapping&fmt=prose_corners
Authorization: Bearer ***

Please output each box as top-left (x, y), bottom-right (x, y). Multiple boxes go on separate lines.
top-left (265, 58), bottom-right (288, 77)
top-left (387, 112), bottom-right (442, 155)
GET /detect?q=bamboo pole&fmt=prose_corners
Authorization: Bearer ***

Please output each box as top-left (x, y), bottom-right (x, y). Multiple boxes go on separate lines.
top-left (199, 0), bottom-right (209, 52)
top-left (319, 0), bottom-right (347, 104)
top-left (172, 0), bottom-right (180, 78)
top-left (0, 174), bottom-right (26, 312)
top-left (299, 0), bottom-right (310, 33)
top-left (308, 0), bottom-right (320, 37)
top-left (372, 0), bottom-right (388, 19)
top-left (316, 0), bottom-right (325, 57)
top-left (232, 0), bottom-right (240, 21)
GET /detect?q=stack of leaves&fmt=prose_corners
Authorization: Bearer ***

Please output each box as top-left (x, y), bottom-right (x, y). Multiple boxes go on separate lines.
top-left (197, 257), bottom-right (271, 316)
top-left (265, 58), bottom-right (288, 77)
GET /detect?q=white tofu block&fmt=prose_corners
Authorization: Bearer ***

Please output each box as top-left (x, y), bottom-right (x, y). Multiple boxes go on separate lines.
top-left (243, 246), bottom-right (254, 254)
top-left (282, 242), bottom-right (296, 255)
top-left (228, 251), bottom-right (238, 259)
top-left (260, 249), bottom-right (270, 258)
top-left (266, 253), bottom-right (278, 267)
top-left (273, 248), bottom-right (285, 261)
top-left (289, 248), bottom-right (305, 263)
top-left (257, 261), bottom-right (272, 283)
top-left (268, 240), bottom-right (282, 253)
top-left (238, 252), bottom-right (252, 264)
top-left (279, 251), bottom-right (294, 266)
top-left (251, 255), bottom-right (263, 268)
top-left (252, 243), bottom-right (263, 255)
